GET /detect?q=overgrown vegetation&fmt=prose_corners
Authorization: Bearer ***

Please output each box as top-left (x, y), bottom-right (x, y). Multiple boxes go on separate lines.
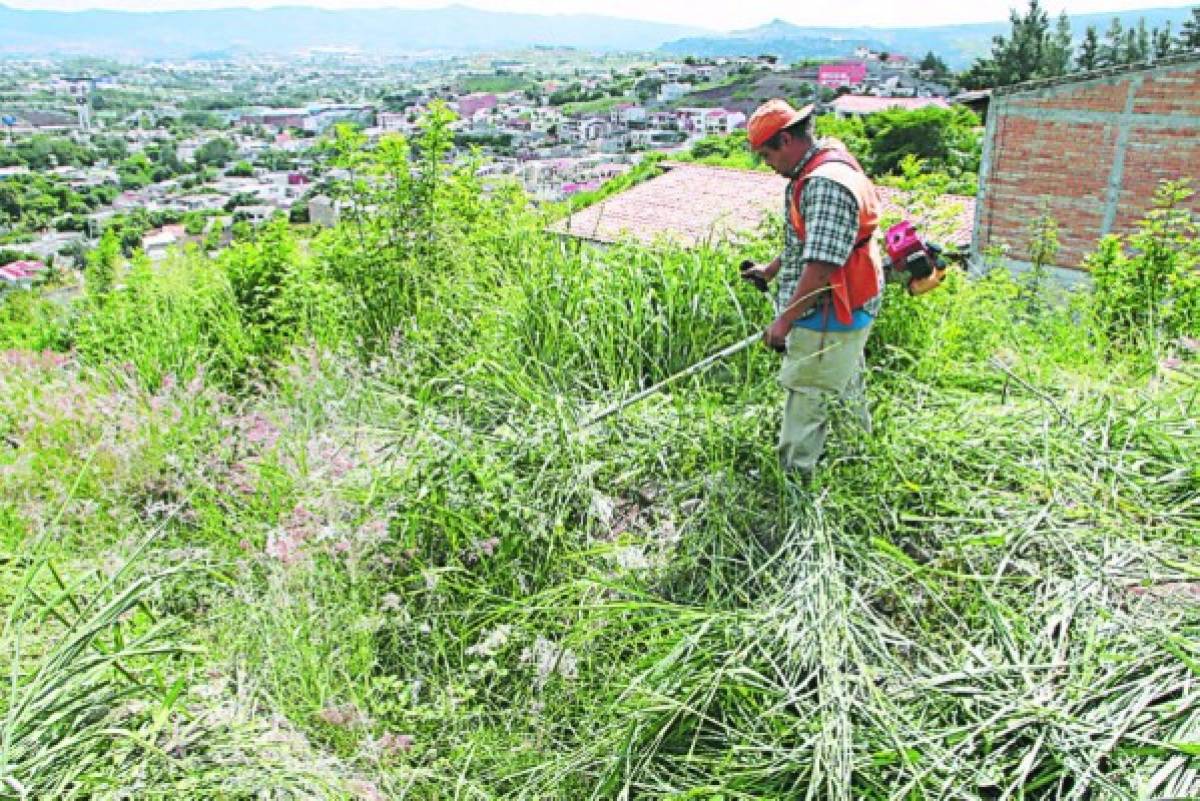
top-left (1, 108), bottom-right (1197, 800)
top-left (672, 106), bottom-right (983, 196)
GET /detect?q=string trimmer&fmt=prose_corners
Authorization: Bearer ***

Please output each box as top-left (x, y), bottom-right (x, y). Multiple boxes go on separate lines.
top-left (580, 227), bottom-right (958, 429)
top-left (578, 263), bottom-right (824, 429)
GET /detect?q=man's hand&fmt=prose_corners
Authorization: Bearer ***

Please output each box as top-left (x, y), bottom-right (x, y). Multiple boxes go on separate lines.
top-left (763, 316), bottom-right (791, 353)
top-left (739, 260), bottom-right (772, 292)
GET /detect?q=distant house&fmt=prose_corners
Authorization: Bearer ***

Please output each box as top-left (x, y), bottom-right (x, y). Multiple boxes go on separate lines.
top-left (649, 112), bottom-right (680, 130)
top-left (308, 195), bottom-right (339, 228)
top-left (610, 104), bottom-right (647, 126)
top-left (657, 83), bottom-right (691, 103)
top-left (302, 105), bottom-right (375, 134)
top-left (656, 63), bottom-right (685, 81)
top-left (175, 194), bottom-right (226, 212)
top-left (233, 205), bottom-right (278, 225)
top-left (455, 93), bottom-right (499, 119)
top-left (818, 62), bottom-right (868, 89)
top-left (377, 111), bottom-right (412, 133)
top-left (142, 230), bottom-right (178, 261)
top-left (703, 108), bottom-right (747, 135)
top-left (631, 129), bottom-right (686, 149)
top-left (0, 260), bottom-right (47, 289)
top-left (830, 95), bottom-right (951, 117)
top-left (676, 107), bottom-right (746, 136)
top-left (694, 65), bottom-right (727, 81)
top-left (12, 111), bottom-right (77, 132)
top-left (238, 108), bottom-right (307, 130)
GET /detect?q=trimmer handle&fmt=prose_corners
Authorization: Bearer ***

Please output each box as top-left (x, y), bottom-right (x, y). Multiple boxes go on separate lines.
top-left (739, 259), bottom-right (769, 293)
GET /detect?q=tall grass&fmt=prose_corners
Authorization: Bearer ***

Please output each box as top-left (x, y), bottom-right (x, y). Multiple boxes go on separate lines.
top-left (0, 112), bottom-right (1196, 798)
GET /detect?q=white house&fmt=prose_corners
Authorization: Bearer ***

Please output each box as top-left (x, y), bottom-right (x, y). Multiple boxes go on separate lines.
top-left (657, 83), bottom-right (691, 103)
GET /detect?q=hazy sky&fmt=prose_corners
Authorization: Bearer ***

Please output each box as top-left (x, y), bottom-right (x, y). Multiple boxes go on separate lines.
top-left (4, 0), bottom-right (1195, 30)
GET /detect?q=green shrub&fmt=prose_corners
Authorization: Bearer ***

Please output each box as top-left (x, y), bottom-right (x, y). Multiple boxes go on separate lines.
top-left (72, 250), bottom-right (255, 388)
top-left (1087, 180), bottom-right (1200, 348)
top-left (0, 290), bottom-right (71, 351)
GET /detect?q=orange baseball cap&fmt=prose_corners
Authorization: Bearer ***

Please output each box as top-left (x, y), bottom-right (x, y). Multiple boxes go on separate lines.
top-left (747, 99), bottom-right (814, 148)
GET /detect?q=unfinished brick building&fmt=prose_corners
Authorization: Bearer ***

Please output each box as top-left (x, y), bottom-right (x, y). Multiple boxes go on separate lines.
top-left (971, 54), bottom-right (1200, 281)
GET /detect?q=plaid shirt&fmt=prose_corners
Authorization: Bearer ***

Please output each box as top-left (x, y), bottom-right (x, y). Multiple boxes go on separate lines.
top-left (776, 143), bottom-right (882, 320)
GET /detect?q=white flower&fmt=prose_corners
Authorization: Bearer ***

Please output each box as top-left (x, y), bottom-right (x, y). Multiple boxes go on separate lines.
top-left (589, 492), bottom-right (616, 527)
top-left (612, 545), bottom-right (650, 570)
top-left (466, 624), bottom-right (512, 657)
top-left (524, 636), bottom-right (578, 689)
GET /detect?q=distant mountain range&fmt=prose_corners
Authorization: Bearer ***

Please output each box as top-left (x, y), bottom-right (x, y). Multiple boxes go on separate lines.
top-left (0, 3), bottom-right (1194, 66)
top-left (661, 8), bottom-right (1198, 69)
top-left (0, 3), bottom-right (709, 58)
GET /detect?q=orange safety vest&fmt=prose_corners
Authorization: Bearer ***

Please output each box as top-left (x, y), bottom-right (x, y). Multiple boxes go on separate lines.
top-left (787, 148), bottom-right (883, 326)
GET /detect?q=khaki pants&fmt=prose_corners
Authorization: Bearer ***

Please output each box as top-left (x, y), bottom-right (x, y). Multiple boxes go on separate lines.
top-left (777, 324), bottom-right (872, 473)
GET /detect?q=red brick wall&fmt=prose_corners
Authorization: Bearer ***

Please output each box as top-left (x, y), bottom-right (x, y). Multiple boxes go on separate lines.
top-left (974, 58), bottom-right (1200, 272)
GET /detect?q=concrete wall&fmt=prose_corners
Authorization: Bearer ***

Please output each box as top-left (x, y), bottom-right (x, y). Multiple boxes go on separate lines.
top-left (972, 55), bottom-right (1200, 276)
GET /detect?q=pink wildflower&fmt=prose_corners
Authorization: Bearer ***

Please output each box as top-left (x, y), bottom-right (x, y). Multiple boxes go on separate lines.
top-left (265, 532), bottom-right (302, 565)
top-left (333, 539), bottom-right (351, 555)
top-left (244, 414), bottom-right (280, 448)
top-left (1182, 337), bottom-right (1200, 353)
top-left (378, 732), bottom-right (414, 755)
top-left (161, 373), bottom-right (177, 393)
top-left (238, 538), bottom-right (253, 551)
top-left (1161, 357), bottom-right (1184, 371)
top-left (360, 517), bottom-right (389, 542)
top-left (316, 704), bottom-right (364, 728)
top-left (230, 463), bottom-right (257, 495)
top-left (347, 780), bottom-right (386, 801)
top-left (478, 537), bottom-right (501, 557)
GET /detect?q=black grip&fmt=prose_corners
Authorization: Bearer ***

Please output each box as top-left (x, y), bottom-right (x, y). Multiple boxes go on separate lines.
top-left (739, 259), bottom-right (768, 293)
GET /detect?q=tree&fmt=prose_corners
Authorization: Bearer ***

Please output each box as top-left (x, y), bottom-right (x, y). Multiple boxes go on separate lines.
top-left (194, 137), bottom-right (236, 168)
top-left (0, 184), bottom-right (22, 225)
top-left (93, 135), bottom-right (128, 163)
top-left (84, 228), bottom-right (120, 298)
top-left (1179, 8), bottom-right (1200, 51)
top-left (1045, 12), bottom-right (1074, 76)
top-left (1153, 23), bottom-right (1174, 59)
top-left (151, 143), bottom-right (182, 173)
top-left (919, 51), bottom-right (951, 80)
top-left (1101, 17), bottom-right (1124, 66)
top-left (1077, 25), bottom-right (1101, 71)
top-left (961, 0), bottom-right (1070, 88)
top-left (117, 154), bottom-right (153, 190)
top-left (227, 160), bottom-right (255, 178)
top-left (1122, 28), bottom-right (1140, 63)
top-left (1135, 18), bottom-right (1151, 62)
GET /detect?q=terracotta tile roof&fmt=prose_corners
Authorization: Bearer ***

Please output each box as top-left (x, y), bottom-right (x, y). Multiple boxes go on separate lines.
top-left (550, 162), bottom-right (975, 250)
top-left (550, 162), bottom-right (778, 248)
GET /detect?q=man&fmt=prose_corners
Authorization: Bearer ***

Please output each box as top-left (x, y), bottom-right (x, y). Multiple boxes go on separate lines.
top-left (740, 99), bottom-right (884, 477)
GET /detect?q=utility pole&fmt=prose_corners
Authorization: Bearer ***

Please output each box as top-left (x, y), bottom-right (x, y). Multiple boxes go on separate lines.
top-left (66, 76), bottom-right (94, 133)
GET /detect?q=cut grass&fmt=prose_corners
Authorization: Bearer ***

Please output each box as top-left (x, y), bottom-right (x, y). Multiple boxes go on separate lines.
top-left (0, 125), bottom-right (1196, 797)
